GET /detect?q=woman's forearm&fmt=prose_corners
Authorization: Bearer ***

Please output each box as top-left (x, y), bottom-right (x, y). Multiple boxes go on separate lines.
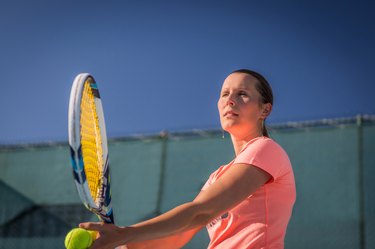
top-left (120, 202), bottom-right (210, 245)
top-left (126, 226), bottom-right (202, 249)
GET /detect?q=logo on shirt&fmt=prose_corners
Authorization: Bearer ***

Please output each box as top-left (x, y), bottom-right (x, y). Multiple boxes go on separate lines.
top-left (207, 212), bottom-right (228, 228)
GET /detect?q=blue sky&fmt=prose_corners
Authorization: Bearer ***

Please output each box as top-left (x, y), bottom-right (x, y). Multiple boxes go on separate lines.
top-left (0, 0), bottom-right (374, 144)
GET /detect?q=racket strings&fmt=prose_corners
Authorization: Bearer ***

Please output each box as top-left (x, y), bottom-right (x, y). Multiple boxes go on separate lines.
top-left (80, 80), bottom-right (103, 203)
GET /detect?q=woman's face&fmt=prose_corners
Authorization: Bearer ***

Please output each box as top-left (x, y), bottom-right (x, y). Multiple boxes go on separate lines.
top-left (218, 73), bottom-right (269, 138)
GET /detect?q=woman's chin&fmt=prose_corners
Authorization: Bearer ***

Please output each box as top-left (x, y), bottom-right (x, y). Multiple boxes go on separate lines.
top-left (222, 126), bottom-right (237, 135)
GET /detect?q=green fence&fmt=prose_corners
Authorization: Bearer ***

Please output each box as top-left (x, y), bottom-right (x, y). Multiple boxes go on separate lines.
top-left (0, 115), bottom-right (374, 249)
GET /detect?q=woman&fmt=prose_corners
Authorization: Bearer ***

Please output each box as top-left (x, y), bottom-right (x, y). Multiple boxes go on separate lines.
top-left (80, 69), bottom-right (296, 249)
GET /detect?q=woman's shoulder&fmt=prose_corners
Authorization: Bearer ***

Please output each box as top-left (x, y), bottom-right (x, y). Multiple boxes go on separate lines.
top-left (245, 136), bottom-right (283, 151)
top-left (239, 136), bottom-right (289, 162)
top-left (236, 136), bottom-right (292, 179)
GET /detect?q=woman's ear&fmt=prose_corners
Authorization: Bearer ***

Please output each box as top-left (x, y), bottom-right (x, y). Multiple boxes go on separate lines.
top-left (261, 103), bottom-right (272, 119)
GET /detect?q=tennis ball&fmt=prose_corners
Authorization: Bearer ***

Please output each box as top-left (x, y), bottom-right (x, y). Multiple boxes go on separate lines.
top-left (88, 230), bottom-right (98, 241)
top-left (65, 228), bottom-right (94, 249)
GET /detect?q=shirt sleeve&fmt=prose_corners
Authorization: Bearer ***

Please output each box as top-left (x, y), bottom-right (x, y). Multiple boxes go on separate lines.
top-left (233, 139), bottom-right (287, 182)
top-left (201, 176), bottom-right (212, 191)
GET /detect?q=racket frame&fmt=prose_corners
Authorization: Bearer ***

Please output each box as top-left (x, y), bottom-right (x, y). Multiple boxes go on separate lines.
top-left (68, 73), bottom-right (114, 224)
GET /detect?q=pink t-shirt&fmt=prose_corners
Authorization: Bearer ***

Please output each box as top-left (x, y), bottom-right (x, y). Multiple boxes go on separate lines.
top-left (202, 136), bottom-right (296, 249)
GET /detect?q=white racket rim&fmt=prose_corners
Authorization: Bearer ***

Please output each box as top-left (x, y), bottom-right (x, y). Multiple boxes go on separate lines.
top-left (68, 73), bottom-right (111, 214)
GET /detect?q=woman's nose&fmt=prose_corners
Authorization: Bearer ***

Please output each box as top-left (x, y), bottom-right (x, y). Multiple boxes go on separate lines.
top-left (226, 95), bottom-right (235, 106)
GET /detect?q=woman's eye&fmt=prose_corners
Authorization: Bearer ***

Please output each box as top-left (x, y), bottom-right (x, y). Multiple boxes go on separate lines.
top-left (239, 91), bottom-right (247, 96)
top-left (221, 92), bottom-right (229, 97)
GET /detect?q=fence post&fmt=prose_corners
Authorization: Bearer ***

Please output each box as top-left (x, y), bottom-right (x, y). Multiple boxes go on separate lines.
top-left (155, 131), bottom-right (168, 215)
top-left (357, 114), bottom-right (365, 249)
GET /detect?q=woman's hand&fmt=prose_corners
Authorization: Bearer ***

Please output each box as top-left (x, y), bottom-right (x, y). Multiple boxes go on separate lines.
top-left (79, 222), bottom-right (127, 249)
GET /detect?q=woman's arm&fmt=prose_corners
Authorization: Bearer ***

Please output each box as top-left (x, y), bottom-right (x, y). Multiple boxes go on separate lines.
top-left (125, 226), bottom-right (202, 249)
top-left (80, 163), bottom-right (271, 249)
top-left (125, 190), bottom-right (207, 249)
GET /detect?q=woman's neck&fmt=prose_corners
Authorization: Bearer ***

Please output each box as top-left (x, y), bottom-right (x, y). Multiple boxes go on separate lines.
top-left (230, 130), bottom-right (263, 156)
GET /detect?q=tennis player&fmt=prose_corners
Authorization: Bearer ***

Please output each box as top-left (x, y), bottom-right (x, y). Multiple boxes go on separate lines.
top-left (80, 69), bottom-right (296, 249)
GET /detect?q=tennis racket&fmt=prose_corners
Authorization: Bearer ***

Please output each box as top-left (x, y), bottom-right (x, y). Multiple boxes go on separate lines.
top-left (68, 73), bottom-right (114, 224)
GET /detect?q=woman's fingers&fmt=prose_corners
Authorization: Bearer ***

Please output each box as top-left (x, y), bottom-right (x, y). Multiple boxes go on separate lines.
top-left (79, 222), bottom-right (105, 231)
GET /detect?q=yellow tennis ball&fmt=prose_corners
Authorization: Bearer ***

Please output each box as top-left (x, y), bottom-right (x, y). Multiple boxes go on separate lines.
top-left (65, 228), bottom-right (94, 249)
top-left (88, 230), bottom-right (98, 241)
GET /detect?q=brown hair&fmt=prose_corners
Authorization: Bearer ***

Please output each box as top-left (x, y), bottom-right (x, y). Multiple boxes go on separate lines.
top-left (231, 69), bottom-right (273, 137)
